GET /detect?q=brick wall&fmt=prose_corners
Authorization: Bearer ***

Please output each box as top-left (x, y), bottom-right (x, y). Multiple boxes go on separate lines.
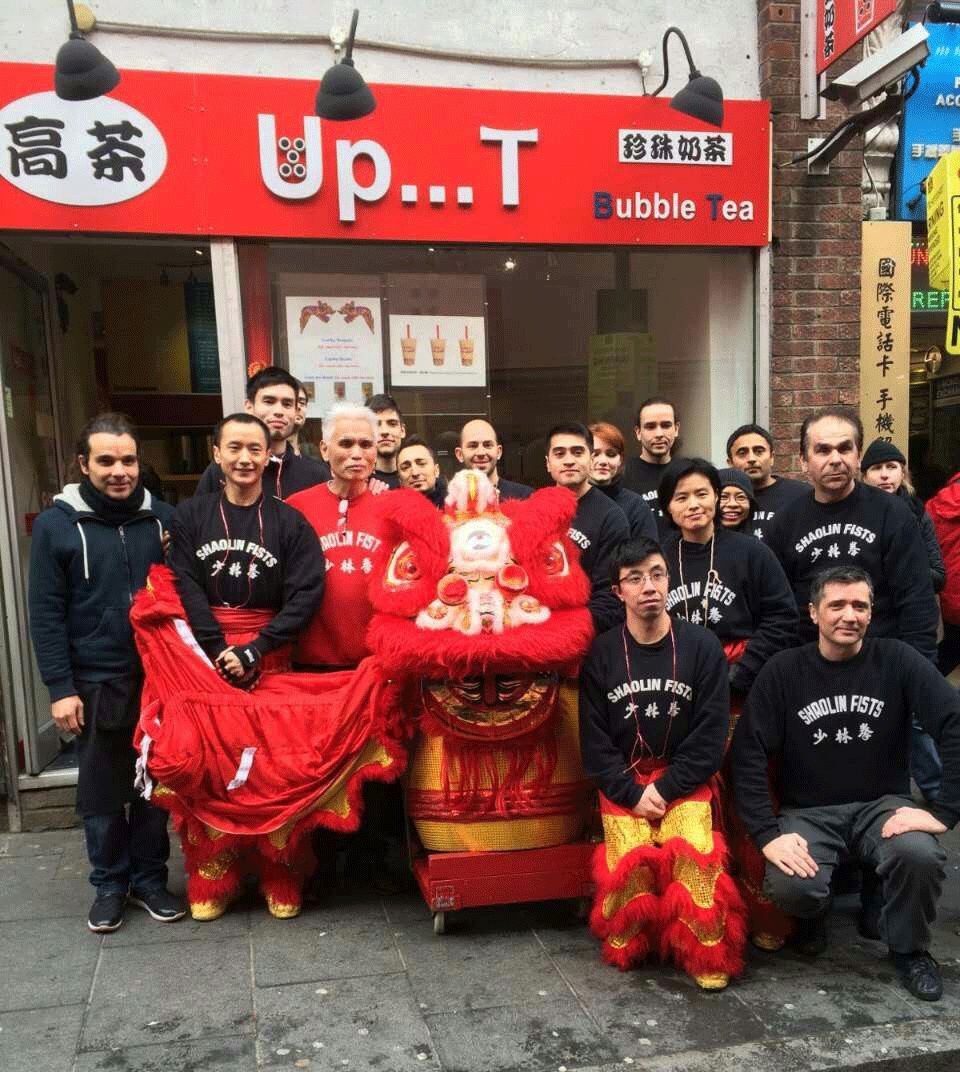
top-left (758, 0), bottom-right (866, 475)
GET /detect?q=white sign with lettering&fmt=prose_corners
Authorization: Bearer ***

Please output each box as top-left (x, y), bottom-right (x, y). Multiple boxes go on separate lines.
top-left (0, 91), bottom-right (167, 206)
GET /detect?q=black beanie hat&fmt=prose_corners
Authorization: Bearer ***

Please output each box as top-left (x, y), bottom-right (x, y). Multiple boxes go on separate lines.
top-left (717, 467), bottom-right (756, 503)
top-left (861, 438), bottom-right (906, 473)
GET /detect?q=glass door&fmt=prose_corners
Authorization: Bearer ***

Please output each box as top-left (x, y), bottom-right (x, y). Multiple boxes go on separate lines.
top-left (0, 252), bottom-right (63, 774)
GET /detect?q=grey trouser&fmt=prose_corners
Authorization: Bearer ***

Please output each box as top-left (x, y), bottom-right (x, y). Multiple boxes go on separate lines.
top-left (763, 795), bottom-right (946, 954)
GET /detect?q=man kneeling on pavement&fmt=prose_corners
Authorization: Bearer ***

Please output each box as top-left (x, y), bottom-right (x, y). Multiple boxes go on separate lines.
top-left (732, 564), bottom-right (960, 1001)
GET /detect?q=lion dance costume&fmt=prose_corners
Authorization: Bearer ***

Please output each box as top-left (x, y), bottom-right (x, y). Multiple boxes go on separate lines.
top-left (131, 568), bottom-right (405, 920)
top-left (366, 471), bottom-right (595, 853)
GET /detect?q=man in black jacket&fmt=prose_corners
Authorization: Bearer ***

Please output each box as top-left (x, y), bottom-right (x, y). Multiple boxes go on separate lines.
top-left (733, 565), bottom-right (960, 1001)
top-left (766, 407), bottom-right (938, 661)
top-left (195, 368), bottom-right (329, 499)
top-left (28, 414), bottom-right (185, 934)
top-left (545, 422), bottom-right (629, 632)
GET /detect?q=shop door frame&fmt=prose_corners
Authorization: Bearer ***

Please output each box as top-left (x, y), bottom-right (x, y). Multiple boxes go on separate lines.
top-left (0, 248), bottom-right (65, 780)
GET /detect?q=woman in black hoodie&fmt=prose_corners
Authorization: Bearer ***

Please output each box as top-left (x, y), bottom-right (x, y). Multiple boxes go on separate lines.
top-left (861, 438), bottom-right (945, 804)
top-left (589, 422), bottom-right (658, 542)
top-left (658, 457), bottom-right (799, 950)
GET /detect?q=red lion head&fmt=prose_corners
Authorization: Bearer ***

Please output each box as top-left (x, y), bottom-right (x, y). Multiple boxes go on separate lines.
top-left (367, 471), bottom-right (594, 681)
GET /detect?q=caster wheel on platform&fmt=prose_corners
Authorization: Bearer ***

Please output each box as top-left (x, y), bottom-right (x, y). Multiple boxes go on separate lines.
top-left (433, 912), bottom-right (446, 935)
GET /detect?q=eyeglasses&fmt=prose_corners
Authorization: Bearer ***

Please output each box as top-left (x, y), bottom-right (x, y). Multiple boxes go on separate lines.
top-left (617, 568), bottom-right (667, 586)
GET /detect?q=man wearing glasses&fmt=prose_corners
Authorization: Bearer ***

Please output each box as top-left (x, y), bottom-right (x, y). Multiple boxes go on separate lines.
top-left (579, 537), bottom-right (744, 990)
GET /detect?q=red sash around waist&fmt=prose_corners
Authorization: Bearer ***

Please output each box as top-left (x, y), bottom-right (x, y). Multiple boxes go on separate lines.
top-left (723, 639), bottom-right (748, 665)
top-left (211, 607), bottom-right (291, 673)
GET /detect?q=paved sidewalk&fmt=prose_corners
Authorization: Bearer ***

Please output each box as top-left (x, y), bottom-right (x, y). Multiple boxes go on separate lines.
top-left (3, 826), bottom-right (960, 1072)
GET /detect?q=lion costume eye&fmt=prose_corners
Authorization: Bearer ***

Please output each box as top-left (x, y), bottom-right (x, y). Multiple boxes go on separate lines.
top-left (543, 543), bottom-right (570, 577)
top-left (385, 542), bottom-right (421, 587)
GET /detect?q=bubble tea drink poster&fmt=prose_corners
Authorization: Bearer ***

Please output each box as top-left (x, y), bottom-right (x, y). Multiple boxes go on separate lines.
top-left (388, 314), bottom-right (486, 387)
top-left (286, 295), bottom-right (384, 415)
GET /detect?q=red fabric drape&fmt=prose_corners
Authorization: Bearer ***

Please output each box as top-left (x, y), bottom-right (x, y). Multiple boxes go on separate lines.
top-left (132, 566), bottom-right (407, 836)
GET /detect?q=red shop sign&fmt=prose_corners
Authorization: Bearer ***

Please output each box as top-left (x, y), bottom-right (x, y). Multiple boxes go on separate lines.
top-left (816, 0), bottom-right (897, 74)
top-left (0, 63), bottom-right (770, 247)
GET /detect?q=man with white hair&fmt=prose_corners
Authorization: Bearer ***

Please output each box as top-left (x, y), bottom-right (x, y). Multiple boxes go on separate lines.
top-left (287, 403), bottom-right (383, 672)
top-left (287, 404), bottom-right (398, 892)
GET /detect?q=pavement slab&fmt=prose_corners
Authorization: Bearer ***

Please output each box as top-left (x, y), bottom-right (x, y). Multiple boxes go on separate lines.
top-left (424, 997), bottom-right (620, 1072)
top-left (74, 1034), bottom-right (257, 1071)
top-left (0, 854), bottom-right (74, 921)
top-left (0, 1003), bottom-right (85, 1072)
top-left (395, 920), bottom-right (570, 1015)
top-left (252, 907), bottom-right (402, 987)
top-left (80, 934), bottom-right (254, 1050)
top-left (256, 971), bottom-right (440, 1070)
top-left (549, 951), bottom-right (769, 1061)
top-left (0, 916), bottom-right (100, 1011)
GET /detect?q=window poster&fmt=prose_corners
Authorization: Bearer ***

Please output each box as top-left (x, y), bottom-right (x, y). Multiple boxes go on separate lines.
top-left (285, 295), bottom-right (384, 415)
top-left (388, 314), bottom-right (487, 388)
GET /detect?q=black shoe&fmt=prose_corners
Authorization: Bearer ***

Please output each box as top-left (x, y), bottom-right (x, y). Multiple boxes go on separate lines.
top-left (890, 950), bottom-right (943, 1002)
top-left (128, 888), bottom-right (187, 922)
top-left (790, 914), bottom-right (828, 957)
top-left (88, 892), bottom-right (126, 933)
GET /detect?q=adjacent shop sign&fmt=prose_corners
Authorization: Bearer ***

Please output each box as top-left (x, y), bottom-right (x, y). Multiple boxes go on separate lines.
top-left (859, 221), bottom-right (911, 454)
top-left (816, 0), bottom-right (897, 74)
top-left (0, 64), bottom-right (770, 247)
top-left (897, 22), bottom-right (960, 222)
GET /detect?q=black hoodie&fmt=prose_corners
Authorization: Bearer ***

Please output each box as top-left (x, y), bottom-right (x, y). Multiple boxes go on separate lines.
top-left (766, 482), bottom-right (938, 660)
top-left (580, 619), bottom-right (729, 807)
top-left (661, 526), bottom-right (798, 692)
top-left (568, 487), bottom-right (631, 633)
top-left (732, 639), bottom-right (960, 849)
top-left (596, 479), bottom-right (658, 542)
top-left (170, 491), bottom-right (325, 659)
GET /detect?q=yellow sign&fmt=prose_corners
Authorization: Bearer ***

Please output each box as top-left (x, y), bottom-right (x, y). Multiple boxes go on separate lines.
top-left (926, 152), bottom-right (951, 291)
top-left (950, 193), bottom-right (960, 355)
top-left (859, 221), bottom-right (911, 457)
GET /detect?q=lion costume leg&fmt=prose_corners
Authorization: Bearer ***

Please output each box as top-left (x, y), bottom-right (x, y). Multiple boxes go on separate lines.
top-left (590, 798), bottom-right (663, 969)
top-left (255, 831), bottom-right (315, 919)
top-left (658, 796), bottom-right (747, 989)
top-left (179, 817), bottom-right (243, 921)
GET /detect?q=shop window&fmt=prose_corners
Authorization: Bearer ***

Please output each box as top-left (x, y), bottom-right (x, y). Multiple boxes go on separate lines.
top-left (238, 241), bottom-right (756, 483)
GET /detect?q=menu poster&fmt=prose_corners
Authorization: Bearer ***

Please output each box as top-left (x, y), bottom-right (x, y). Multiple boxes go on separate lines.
top-left (389, 315), bottom-right (487, 387)
top-left (285, 295), bottom-right (384, 416)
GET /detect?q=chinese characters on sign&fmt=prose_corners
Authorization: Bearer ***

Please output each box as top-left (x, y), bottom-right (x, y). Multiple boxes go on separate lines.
top-left (0, 91), bottom-right (166, 206)
top-left (816, 0), bottom-right (897, 73)
top-left (859, 221), bottom-right (910, 455)
top-left (618, 130), bottom-right (733, 165)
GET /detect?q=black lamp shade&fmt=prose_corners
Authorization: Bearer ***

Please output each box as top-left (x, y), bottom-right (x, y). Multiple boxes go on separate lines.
top-left (54, 36), bottom-right (120, 101)
top-left (670, 74), bottom-right (724, 127)
top-left (315, 61), bottom-right (376, 120)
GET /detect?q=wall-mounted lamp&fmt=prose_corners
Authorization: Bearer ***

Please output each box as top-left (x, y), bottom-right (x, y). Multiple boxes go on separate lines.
top-left (54, 1), bottom-right (120, 100)
top-left (648, 26), bottom-right (724, 128)
top-left (315, 10), bottom-right (376, 120)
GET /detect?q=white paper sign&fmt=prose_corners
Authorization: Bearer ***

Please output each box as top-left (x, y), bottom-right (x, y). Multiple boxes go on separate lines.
top-left (285, 295), bottom-right (384, 415)
top-left (0, 91), bottom-right (167, 206)
top-left (389, 315), bottom-right (486, 387)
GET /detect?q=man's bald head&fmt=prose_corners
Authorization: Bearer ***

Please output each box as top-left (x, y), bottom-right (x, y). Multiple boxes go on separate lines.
top-left (456, 418), bottom-right (502, 477)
